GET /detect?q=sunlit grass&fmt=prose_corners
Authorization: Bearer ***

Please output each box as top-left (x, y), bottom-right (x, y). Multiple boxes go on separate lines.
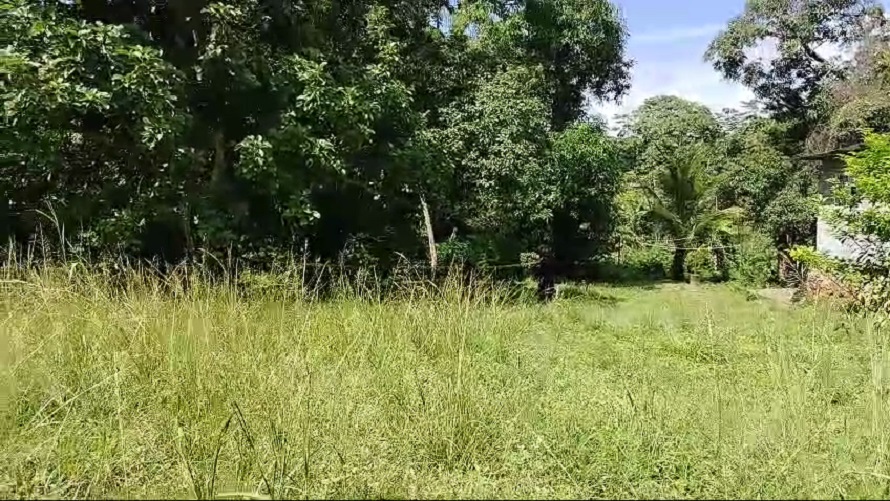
top-left (2, 264), bottom-right (890, 498)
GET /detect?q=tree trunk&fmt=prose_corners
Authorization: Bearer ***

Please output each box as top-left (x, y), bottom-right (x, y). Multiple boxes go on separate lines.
top-left (181, 202), bottom-right (193, 262)
top-left (713, 246), bottom-right (728, 281)
top-left (671, 246), bottom-right (687, 282)
top-left (420, 195), bottom-right (437, 275)
top-left (211, 130), bottom-right (227, 191)
top-left (535, 254), bottom-right (557, 302)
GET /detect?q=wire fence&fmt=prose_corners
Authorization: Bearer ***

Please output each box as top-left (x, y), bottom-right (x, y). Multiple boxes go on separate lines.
top-left (2, 232), bottom-right (773, 278)
top-left (284, 239), bottom-right (748, 273)
top-left (628, 241), bottom-right (742, 251)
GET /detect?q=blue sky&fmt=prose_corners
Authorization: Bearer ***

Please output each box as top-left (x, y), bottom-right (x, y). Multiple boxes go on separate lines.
top-left (592, 0), bottom-right (754, 124)
top-left (595, 0), bottom-right (890, 126)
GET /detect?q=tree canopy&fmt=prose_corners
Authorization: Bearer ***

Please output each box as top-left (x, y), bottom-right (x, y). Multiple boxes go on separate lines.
top-left (7, 0), bottom-right (890, 290)
top-left (706, 0), bottom-right (881, 124)
top-left (2, 0), bottom-right (631, 271)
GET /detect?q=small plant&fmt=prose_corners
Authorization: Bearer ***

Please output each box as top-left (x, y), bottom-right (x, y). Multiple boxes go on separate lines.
top-left (686, 246), bottom-right (721, 282)
top-left (791, 245), bottom-right (890, 314)
top-left (729, 230), bottom-right (776, 287)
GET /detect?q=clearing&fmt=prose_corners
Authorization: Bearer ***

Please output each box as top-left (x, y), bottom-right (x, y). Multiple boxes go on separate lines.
top-left (2, 278), bottom-right (889, 498)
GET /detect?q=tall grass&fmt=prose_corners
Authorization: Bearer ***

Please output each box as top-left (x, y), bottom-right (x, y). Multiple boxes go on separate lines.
top-left (3, 260), bottom-right (890, 498)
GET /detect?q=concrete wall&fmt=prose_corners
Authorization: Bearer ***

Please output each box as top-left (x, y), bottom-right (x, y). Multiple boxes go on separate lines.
top-left (815, 156), bottom-right (861, 260)
top-left (816, 216), bottom-right (860, 259)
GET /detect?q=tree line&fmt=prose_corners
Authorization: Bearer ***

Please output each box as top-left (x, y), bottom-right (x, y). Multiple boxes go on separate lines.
top-left (3, 0), bottom-right (889, 285)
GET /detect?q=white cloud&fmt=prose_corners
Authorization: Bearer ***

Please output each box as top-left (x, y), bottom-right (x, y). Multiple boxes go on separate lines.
top-left (744, 37), bottom-right (854, 66)
top-left (588, 21), bottom-right (761, 132)
top-left (632, 24), bottom-right (725, 44)
top-left (591, 59), bottom-right (755, 132)
top-left (594, 18), bottom-right (863, 134)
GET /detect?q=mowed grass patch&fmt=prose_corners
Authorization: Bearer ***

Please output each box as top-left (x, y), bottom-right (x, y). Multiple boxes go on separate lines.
top-left (2, 272), bottom-right (890, 499)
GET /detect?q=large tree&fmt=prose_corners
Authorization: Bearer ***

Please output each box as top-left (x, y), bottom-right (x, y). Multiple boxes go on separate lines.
top-left (807, 12), bottom-right (890, 153)
top-left (620, 96), bottom-right (722, 176)
top-left (717, 116), bottom-right (818, 249)
top-left (706, 0), bottom-right (881, 126)
top-left (3, 0), bottom-right (633, 272)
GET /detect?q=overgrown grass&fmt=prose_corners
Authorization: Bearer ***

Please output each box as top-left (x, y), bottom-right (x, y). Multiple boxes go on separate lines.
top-left (3, 266), bottom-right (890, 498)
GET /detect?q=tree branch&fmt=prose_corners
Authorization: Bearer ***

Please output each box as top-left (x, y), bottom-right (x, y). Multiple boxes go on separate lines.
top-left (803, 44), bottom-right (827, 65)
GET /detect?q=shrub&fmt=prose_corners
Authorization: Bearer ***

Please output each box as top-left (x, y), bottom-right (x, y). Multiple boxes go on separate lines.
top-left (729, 230), bottom-right (776, 287)
top-left (791, 245), bottom-right (890, 314)
top-left (686, 246), bottom-right (721, 282)
top-left (437, 238), bottom-right (492, 267)
top-left (611, 244), bottom-right (672, 281)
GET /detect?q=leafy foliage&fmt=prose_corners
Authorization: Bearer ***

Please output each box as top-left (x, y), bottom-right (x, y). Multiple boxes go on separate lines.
top-left (794, 131), bottom-right (890, 313)
top-left (706, 0), bottom-right (881, 124)
top-left (8, 0), bottom-right (889, 294)
top-left (642, 144), bottom-right (743, 280)
top-left (1, 1), bottom-right (185, 255)
top-left (728, 228), bottom-right (777, 287)
top-left (2, 0), bottom-right (632, 273)
top-left (808, 15), bottom-right (890, 152)
top-left (621, 96), bottom-right (722, 175)
top-left (716, 116), bottom-right (819, 247)
top-left (828, 131), bottom-right (890, 245)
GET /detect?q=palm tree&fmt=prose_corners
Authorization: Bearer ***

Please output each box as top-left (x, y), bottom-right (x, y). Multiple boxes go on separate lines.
top-left (645, 145), bottom-right (742, 281)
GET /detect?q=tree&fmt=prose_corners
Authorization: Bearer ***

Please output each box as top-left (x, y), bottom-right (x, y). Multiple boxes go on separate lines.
top-left (451, 0), bottom-right (632, 131)
top-left (423, 0), bottom-right (632, 269)
top-left (807, 13), bottom-right (890, 153)
top-left (438, 65), bottom-right (553, 264)
top-left (716, 116), bottom-right (818, 248)
top-left (706, 0), bottom-right (881, 125)
top-left (1, 1), bottom-right (185, 256)
top-left (546, 122), bottom-right (624, 266)
top-left (621, 96), bottom-right (722, 177)
top-left (3, 0), bottom-right (634, 277)
top-left (522, 0), bottom-right (632, 130)
top-left (644, 145), bottom-right (743, 281)
top-left (436, 66), bottom-right (623, 267)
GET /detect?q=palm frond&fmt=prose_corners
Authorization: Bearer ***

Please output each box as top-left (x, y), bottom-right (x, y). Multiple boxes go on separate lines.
top-left (645, 142), bottom-right (741, 246)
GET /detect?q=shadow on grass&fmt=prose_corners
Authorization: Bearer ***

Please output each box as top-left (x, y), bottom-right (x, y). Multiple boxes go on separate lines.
top-left (562, 260), bottom-right (677, 291)
top-left (556, 283), bottom-right (636, 305)
top-left (581, 279), bottom-right (672, 290)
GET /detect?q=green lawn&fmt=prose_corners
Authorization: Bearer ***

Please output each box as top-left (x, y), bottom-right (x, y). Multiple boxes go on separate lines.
top-left (2, 274), bottom-right (890, 499)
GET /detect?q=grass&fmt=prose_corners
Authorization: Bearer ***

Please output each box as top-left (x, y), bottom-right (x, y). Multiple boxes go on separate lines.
top-left (3, 267), bottom-right (890, 499)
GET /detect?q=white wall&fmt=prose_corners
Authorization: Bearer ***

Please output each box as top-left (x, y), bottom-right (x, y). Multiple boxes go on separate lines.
top-left (816, 217), bottom-right (859, 260)
top-left (817, 202), bottom-right (889, 263)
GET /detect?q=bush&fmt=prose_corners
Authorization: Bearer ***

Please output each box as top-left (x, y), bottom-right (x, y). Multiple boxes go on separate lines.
top-left (729, 230), bottom-right (776, 287)
top-left (791, 246), bottom-right (890, 315)
top-left (686, 246), bottom-right (721, 282)
top-left (437, 238), bottom-right (492, 267)
top-left (606, 244), bottom-right (672, 281)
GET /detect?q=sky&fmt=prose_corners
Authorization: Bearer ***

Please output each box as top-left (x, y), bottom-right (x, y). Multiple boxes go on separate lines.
top-left (591, 0), bottom-right (754, 127)
top-left (594, 0), bottom-right (890, 128)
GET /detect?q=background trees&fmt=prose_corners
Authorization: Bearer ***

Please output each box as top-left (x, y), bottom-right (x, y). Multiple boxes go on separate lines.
top-left (706, 0), bottom-right (880, 128)
top-left (643, 145), bottom-right (742, 280)
top-left (2, 0), bottom-right (631, 272)
top-left (6, 0), bottom-right (890, 288)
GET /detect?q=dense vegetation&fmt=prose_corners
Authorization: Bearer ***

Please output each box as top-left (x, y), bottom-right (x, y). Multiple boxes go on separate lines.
top-left (4, 0), bottom-right (890, 287)
top-left (9, 1), bottom-right (890, 498)
top-left (2, 0), bottom-right (630, 273)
